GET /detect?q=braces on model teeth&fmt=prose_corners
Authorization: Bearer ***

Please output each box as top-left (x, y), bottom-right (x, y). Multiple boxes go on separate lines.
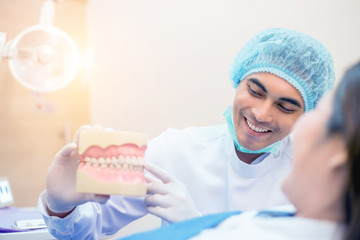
top-left (83, 155), bottom-right (144, 170)
top-left (246, 119), bottom-right (270, 133)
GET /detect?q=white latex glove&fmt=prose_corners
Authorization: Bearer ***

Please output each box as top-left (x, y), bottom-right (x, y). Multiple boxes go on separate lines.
top-left (45, 125), bottom-right (110, 217)
top-left (144, 162), bottom-right (202, 223)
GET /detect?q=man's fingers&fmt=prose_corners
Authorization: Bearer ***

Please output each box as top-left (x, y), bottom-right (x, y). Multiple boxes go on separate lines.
top-left (146, 205), bottom-right (166, 219)
top-left (57, 143), bottom-right (77, 158)
top-left (72, 125), bottom-right (91, 143)
top-left (144, 194), bottom-right (170, 208)
top-left (145, 163), bottom-right (173, 183)
top-left (146, 180), bottom-right (170, 195)
top-left (144, 174), bottom-right (162, 184)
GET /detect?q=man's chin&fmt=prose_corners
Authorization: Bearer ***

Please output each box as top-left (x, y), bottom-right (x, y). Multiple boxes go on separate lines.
top-left (239, 142), bottom-right (267, 152)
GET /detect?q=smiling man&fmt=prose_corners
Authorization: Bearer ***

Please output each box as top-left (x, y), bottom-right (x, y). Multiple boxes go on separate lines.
top-left (230, 73), bottom-right (305, 163)
top-left (39, 28), bottom-right (336, 239)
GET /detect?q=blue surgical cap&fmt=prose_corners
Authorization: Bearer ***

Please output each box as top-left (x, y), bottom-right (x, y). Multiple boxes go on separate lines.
top-left (229, 28), bottom-right (335, 112)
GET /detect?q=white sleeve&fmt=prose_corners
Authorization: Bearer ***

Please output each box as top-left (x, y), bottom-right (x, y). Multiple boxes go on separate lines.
top-left (38, 191), bottom-right (148, 239)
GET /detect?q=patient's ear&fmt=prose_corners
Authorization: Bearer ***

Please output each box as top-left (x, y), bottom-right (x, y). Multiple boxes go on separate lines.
top-left (328, 136), bottom-right (348, 170)
top-left (329, 151), bottom-right (348, 171)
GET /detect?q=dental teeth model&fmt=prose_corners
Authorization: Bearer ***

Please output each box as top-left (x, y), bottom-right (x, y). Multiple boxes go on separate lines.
top-left (76, 129), bottom-right (148, 196)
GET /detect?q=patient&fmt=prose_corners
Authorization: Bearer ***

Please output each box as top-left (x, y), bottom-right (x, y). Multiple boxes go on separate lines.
top-left (119, 61), bottom-right (360, 240)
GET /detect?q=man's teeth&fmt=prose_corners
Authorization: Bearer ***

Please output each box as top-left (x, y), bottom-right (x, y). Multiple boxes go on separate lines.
top-left (246, 119), bottom-right (270, 133)
top-left (83, 155), bottom-right (144, 170)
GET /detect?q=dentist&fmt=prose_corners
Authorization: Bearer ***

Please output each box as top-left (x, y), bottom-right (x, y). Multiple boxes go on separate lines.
top-left (39, 28), bottom-right (335, 239)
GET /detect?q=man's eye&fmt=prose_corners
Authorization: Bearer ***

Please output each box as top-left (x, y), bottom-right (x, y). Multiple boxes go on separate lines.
top-left (278, 104), bottom-right (295, 114)
top-left (248, 85), bottom-right (261, 97)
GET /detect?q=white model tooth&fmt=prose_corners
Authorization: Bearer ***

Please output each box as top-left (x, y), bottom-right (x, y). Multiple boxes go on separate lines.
top-left (91, 158), bottom-right (98, 167)
top-left (99, 157), bottom-right (105, 164)
top-left (101, 163), bottom-right (107, 168)
top-left (115, 156), bottom-right (122, 169)
top-left (104, 158), bottom-right (110, 168)
top-left (129, 156), bottom-right (136, 170)
top-left (131, 156), bottom-right (137, 165)
top-left (133, 158), bottom-right (138, 170)
top-left (138, 157), bottom-right (145, 170)
top-left (124, 156), bottom-right (130, 170)
top-left (136, 157), bottom-right (143, 166)
top-left (116, 162), bottom-right (121, 169)
top-left (123, 162), bottom-right (128, 170)
top-left (85, 157), bottom-right (91, 166)
top-left (111, 157), bottom-right (117, 169)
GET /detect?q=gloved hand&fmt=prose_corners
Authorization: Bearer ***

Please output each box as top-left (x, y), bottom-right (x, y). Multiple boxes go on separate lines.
top-left (144, 162), bottom-right (202, 222)
top-left (45, 125), bottom-right (110, 217)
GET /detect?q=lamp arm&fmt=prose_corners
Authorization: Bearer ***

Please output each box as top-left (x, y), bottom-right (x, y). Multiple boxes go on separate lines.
top-left (39, 0), bottom-right (56, 26)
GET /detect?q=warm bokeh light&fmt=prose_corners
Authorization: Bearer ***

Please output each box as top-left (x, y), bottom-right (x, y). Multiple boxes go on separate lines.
top-left (6, 25), bottom-right (81, 92)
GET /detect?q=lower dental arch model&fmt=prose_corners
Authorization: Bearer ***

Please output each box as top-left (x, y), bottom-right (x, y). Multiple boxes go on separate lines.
top-left (76, 129), bottom-right (148, 196)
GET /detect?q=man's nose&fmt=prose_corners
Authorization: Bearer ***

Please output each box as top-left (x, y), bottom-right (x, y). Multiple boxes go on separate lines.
top-left (251, 101), bottom-right (273, 123)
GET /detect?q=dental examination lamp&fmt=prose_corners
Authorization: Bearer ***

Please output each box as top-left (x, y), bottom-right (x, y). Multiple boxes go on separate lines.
top-left (1, 0), bottom-right (80, 93)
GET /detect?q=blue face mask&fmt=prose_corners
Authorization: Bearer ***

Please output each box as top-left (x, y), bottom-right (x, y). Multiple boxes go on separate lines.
top-left (223, 105), bottom-right (281, 154)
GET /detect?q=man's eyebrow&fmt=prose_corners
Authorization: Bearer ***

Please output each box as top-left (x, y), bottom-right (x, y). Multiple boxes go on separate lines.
top-left (248, 78), bottom-right (267, 93)
top-left (248, 77), bottom-right (303, 109)
top-left (279, 97), bottom-right (302, 108)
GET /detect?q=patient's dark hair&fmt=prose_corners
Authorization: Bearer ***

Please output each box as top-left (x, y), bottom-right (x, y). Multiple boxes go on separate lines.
top-left (327, 61), bottom-right (360, 240)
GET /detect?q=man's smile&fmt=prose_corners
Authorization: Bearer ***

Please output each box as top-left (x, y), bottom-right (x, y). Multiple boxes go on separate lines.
top-left (243, 117), bottom-right (272, 137)
top-left (245, 118), bottom-right (271, 133)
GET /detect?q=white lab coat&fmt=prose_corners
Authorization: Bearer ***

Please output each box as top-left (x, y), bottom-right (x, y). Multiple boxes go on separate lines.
top-left (39, 124), bottom-right (293, 239)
